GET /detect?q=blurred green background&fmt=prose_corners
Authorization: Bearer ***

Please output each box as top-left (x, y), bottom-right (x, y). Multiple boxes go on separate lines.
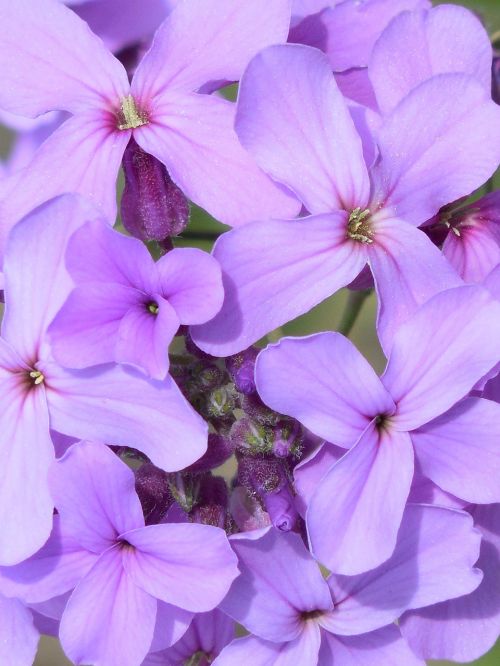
top-left (1, 0), bottom-right (499, 663)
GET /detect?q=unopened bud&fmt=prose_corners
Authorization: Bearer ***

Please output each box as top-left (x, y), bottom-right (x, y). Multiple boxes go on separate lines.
top-left (190, 475), bottom-right (229, 529)
top-left (121, 137), bottom-right (189, 244)
top-left (272, 419), bottom-right (304, 458)
top-left (225, 347), bottom-right (259, 395)
top-left (206, 384), bottom-right (237, 419)
top-left (230, 486), bottom-right (271, 532)
top-left (263, 485), bottom-right (299, 532)
top-left (186, 433), bottom-right (235, 473)
top-left (230, 417), bottom-right (273, 455)
top-left (135, 463), bottom-right (173, 524)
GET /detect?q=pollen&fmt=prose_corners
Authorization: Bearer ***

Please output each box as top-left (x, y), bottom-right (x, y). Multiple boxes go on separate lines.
top-left (29, 370), bottom-right (44, 385)
top-left (147, 301), bottom-right (159, 315)
top-left (347, 207), bottom-right (373, 244)
top-left (117, 95), bottom-right (149, 131)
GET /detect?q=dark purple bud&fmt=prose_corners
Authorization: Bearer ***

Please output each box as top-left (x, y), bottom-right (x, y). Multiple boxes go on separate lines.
top-left (185, 433), bottom-right (235, 473)
top-left (190, 475), bottom-right (228, 529)
top-left (225, 347), bottom-right (259, 395)
top-left (240, 393), bottom-right (281, 426)
top-left (263, 485), bottom-right (299, 532)
top-left (230, 485), bottom-right (271, 532)
top-left (184, 331), bottom-right (214, 360)
top-left (195, 361), bottom-right (226, 391)
top-left (206, 384), bottom-right (238, 419)
top-left (493, 56), bottom-right (500, 105)
top-left (134, 463), bottom-right (173, 524)
top-left (230, 417), bottom-right (273, 455)
top-left (121, 137), bottom-right (189, 243)
top-left (237, 455), bottom-right (287, 496)
top-left (167, 472), bottom-right (200, 513)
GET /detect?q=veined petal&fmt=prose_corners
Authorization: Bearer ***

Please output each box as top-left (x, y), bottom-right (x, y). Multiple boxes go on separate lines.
top-left (372, 75), bottom-right (500, 226)
top-left (2, 194), bottom-right (104, 361)
top-left (255, 333), bottom-right (394, 448)
top-left (148, 601), bottom-right (194, 654)
top-left (324, 504), bottom-right (482, 635)
top-left (411, 398), bottom-right (500, 503)
top-left (0, 0), bottom-right (128, 116)
top-left (131, 0), bottom-right (291, 96)
top-left (0, 114), bottom-right (128, 262)
top-left (134, 92), bottom-right (299, 227)
top-left (122, 523), bottom-right (239, 612)
top-left (46, 363), bottom-right (208, 472)
top-left (49, 441), bottom-right (144, 552)
top-left (0, 376), bottom-right (54, 565)
top-left (370, 5), bottom-right (492, 114)
top-left (191, 214), bottom-right (367, 356)
top-left (318, 625), bottom-right (426, 666)
top-left (156, 248), bottom-right (224, 324)
top-left (443, 219), bottom-right (500, 285)
top-left (235, 44), bottom-right (370, 213)
top-left (60, 546), bottom-right (157, 666)
top-left (307, 423), bottom-right (414, 575)
top-left (382, 286), bottom-right (500, 431)
top-left (0, 515), bottom-right (97, 603)
top-left (220, 530), bottom-right (332, 642)
top-left (369, 216), bottom-right (462, 354)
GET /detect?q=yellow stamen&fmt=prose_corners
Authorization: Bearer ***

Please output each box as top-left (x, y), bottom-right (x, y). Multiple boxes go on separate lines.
top-left (117, 95), bottom-right (148, 131)
top-left (347, 208), bottom-right (373, 244)
top-left (29, 370), bottom-right (45, 385)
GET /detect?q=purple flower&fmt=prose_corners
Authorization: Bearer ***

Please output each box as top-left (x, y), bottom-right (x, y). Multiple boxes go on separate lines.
top-left (0, 0), bottom-right (299, 261)
top-left (0, 194), bottom-right (206, 565)
top-left (214, 512), bottom-right (481, 665)
top-left (400, 502), bottom-right (500, 663)
top-left (191, 44), bottom-right (500, 356)
top-left (48, 219), bottom-right (223, 379)
top-left (0, 441), bottom-right (239, 666)
top-left (142, 609), bottom-right (234, 665)
top-left (255, 286), bottom-right (500, 573)
top-left (0, 593), bottom-right (39, 666)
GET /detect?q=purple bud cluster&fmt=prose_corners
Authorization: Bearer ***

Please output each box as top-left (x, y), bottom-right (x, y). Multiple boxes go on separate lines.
top-left (0, 1), bottom-right (499, 665)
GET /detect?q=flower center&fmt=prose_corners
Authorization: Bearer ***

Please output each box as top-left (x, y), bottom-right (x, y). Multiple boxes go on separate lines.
top-left (301, 609), bottom-right (325, 621)
top-left (147, 301), bottom-right (159, 315)
top-left (185, 652), bottom-right (211, 666)
top-left (347, 208), bottom-right (373, 244)
top-left (29, 370), bottom-right (44, 386)
top-left (117, 95), bottom-right (149, 131)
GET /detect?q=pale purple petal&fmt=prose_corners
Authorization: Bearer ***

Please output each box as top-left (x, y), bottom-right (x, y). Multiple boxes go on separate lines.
top-left (255, 333), bottom-right (394, 448)
top-left (149, 601), bottom-right (193, 653)
top-left (45, 363), bottom-right (208, 471)
top-left (411, 398), bottom-right (500, 504)
top-left (132, 0), bottom-right (290, 96)
top-left (0, 515), bottom-right (97, 603)
top-left (371, 75), bottom-right (500, 226)
top-left (370, 5), bottom-right (493, 114)
top-left (64, 220), bottom-right (156, 290)
top-left (0, 0), bottom-right (128, 116)
top-left (191, 214), bottom-right (367, 356)
top-left (49, 441), bottom-right (144, 552)
top-left (220, 529), bottom-right (332, 642)
top-left (400, 506), bottom-right (500, 662)
top-left (443, 219), bottom-right (500, 284)
top-left (48, 283), bottom-right (143, 369)
top-left (235, 44), bottom-right (370, 213)
top-left (134, 92), bottom-right (300, 227)
top-left (0, 594), bottom-right (39, 666)
top-left (307, 423), bottom-right (414, 575)
top-left (0, 374), bottom-right (54, 565)
top-left (369, 216), bottom-right (462, 353)
top-left (156, 248), bottom-right (224, 324)
top-left (60, 546), bottom-right (157, 666)
top-left (323, 504), bottom-right (482, 635)
top-left (122, 523), bottom-right (239, 612)
top-left (382, 286), bottom-right (500, 431)
top-left (318, 625), bottom-right (426, 666)
top-left (115, 296), bottom-right (179, 379)
top-left (2, 194), bottom-right (104, 361)
top-left (214, 625), bottom-right (322, 666)
top-left (294, 443), bottom-right (345, 517)
top-left (335, 68), bottom-right (378, 110)
top-left (0, 114), bottom-right (128, 257)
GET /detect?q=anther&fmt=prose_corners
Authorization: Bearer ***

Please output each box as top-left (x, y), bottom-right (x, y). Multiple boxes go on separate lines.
top-left (347, 208), bottom-right (373, 244)
top-left (117, 95), bottom-right (148, 131)
top-left (29, 370), bottom-right (44, 385)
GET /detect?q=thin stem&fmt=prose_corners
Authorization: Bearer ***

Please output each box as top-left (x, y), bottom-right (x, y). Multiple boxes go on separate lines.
top-left (338, 289), bottom-right (371, 337)
top-left (179, 230), bottom-right (222, 241)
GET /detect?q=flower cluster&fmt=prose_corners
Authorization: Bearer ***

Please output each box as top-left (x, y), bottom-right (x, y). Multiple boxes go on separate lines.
top-left (0, 1), bottom-right (499, 665)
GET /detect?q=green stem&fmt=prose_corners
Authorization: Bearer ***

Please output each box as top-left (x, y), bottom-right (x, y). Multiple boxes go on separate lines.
top-left (338, 290), bottom-right (371, 337)
top-left (179, 230), bottom-right (222, 241)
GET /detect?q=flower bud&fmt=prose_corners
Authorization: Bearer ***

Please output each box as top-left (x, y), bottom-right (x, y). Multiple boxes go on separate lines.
top-left (206, 384), bottom-right (237, 419)
top-left (239, 393), bottom-right (281, 426)
top-left (230, 485), bottom-right (271, 532)
top-left (186, 433), bottom-right (235, 473)
top-left (225, 347), bottom-right (259, 394)
top-left (272, 418), bottom-right (304, 458)
top-left (262, 484), bottom-right (299, 532)
top-left (230, 417), bottom-right (274, 455)
top-left (134, 463), bottom-right (173, 524)
top-left (190, 475), bottom-right (229, 529)
top-left (121, 137), bottom-right (189, 243)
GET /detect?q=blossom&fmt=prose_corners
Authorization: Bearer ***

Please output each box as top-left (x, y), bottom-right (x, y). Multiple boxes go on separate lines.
top-left (214, 516), bottom-right (481, 665)
top-left (0, 441), bottom-right (239, 666)
top-left (0, 593), bottom-right (39, 666)
top-left (48, 219), bottom-right (223, 379)
top-left (255, 286), bottom-right (500, 573)
top-left (0, 194), bottom-right (206, 565)
top-left (191, 44), bottom-right (500, 356)
top-left (0, 0), bottom-right (299, 261)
